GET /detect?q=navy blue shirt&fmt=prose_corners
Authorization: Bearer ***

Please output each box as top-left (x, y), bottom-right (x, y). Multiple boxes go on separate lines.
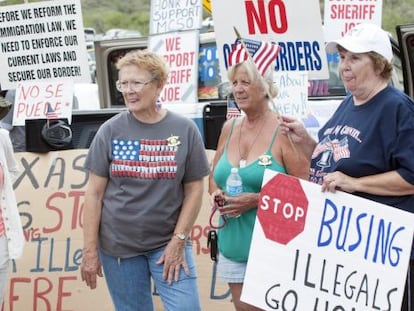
top-left (310, 85), bottom-right (414, 213)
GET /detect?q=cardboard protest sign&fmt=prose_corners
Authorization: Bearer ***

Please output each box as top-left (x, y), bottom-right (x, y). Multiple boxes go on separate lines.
top-left (2, 149), bottom-right (234, 311)
top-left (12, 81), bottom-right (74, 126)
top-left (149, 31), bottom-right (199, 105)
top-left (0, 0), bottom-right (91, 90)
top-left (210, 0), bottom-right (329, 81)
top-left (149, 0), bottom-right (202, 34)
top-left (242, 170), bottom-right (414, 310)
top-left (323, 0), bottom-right (383, 42)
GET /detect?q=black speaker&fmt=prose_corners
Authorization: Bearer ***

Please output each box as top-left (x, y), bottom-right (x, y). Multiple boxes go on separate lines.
top-left (203, 102), bottom-right (227, 150)
top-left (25, 119), bottom-right (73, 153)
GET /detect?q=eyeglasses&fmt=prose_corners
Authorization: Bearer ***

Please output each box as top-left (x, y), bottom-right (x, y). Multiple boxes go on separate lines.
top-left (116, 79), bottom-right (153, 92)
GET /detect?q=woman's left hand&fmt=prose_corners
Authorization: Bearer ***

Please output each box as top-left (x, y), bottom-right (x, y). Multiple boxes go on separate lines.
top-left (322, 171), bottom-right (357, 193)
top-left (157, 238), bottom-right (188, 284)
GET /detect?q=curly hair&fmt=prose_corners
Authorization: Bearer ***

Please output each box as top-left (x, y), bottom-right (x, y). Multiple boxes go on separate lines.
top-left (116, 49), bottom-right (169, 88)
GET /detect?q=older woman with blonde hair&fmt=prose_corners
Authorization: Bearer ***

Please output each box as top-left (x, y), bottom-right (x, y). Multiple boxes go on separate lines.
top-left (209, 57), bottom-right (310, 310)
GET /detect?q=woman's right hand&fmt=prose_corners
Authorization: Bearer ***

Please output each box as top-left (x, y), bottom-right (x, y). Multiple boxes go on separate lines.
top-left (279, 115), bottom-right (309, 144)
top-left (80, 247), bottom-right (103, 289)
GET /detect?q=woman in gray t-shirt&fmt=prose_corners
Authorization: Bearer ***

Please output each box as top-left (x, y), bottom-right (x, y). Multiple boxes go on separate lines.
top-left (80, 49), bottom-right (209, 311)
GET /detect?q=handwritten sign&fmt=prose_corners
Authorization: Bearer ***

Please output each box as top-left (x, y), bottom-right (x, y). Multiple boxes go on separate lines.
top-left (149, 31), bottom-right (199, 104)
top-left (12, 81), bottom-right (74, 126)
top-left (323, 0), bottom-right (383, 41)
top-left (274, 71), bottom-right (309, 118)
top-left (0, 0), bottom-right (91, 89)
top-left (2, 150), bottom-right (233, 311)
top-left (242, 170), bottom-right (414, 310)
top-left (149, 0), bottom-right (202, 34)
top-left (210, 0), bottom-right (329, 80)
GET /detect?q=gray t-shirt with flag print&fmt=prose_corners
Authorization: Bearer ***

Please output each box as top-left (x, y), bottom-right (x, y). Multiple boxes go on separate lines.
top-left (85, 110), bottom-right (210, 257)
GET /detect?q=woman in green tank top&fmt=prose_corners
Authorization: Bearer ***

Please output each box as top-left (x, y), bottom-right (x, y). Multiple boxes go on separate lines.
top-left (209, 58), bottom-right (310, 310)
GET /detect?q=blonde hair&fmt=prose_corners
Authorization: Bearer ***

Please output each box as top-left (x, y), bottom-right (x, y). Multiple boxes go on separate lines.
top-left (227, 59), bottom-right (278, 98)
top-left (116, 49), bottom-right (169, 88)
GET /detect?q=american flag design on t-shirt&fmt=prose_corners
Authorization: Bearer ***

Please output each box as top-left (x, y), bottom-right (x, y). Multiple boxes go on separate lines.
top-left (110, 137), bottom-right (179, 179)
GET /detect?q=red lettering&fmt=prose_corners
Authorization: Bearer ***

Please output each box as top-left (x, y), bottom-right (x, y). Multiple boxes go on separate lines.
top-left (56, 276), bottom-right (76, 311)
top-left (44, 83), bottom-right (64, 98)
top-left (268, 0), bottom-right (288, 33)
top-left (190, 224), bottom-right (210, 256)
top-left (34, 277), bottom-right (53, 311)
top-left (6, 276), bottom-right (78, 311)
top-left (23, 228), bottom-right (41, 242)
top-left (245, 0), bottom-right (288, 34)
top-left (15, 101), bottom-right (61, 119)
top-left (68, 191), bottom-right (85, 230)
top-left (43, 192), bottom-right (65, 234)
top-left (245, 0), bottom-right (268, 34)
top-left (159, 86), bottom-right (180, 102)
top-left (8, 277), bottom-right (30, 311)
top-left (165, 36), bottom-right (181, 52)
top-left (18, 85), bottom-right (40, 101)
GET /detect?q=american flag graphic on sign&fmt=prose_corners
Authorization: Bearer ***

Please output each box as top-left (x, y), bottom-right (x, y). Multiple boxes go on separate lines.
top-left (110, 138), bottom-right (178, 179)
top-left (226, 97), bottom-right (241, 120)
top-left (46, 103), bottom-right (58, 120)
top-left (228, 39), bottom-right (280, 76)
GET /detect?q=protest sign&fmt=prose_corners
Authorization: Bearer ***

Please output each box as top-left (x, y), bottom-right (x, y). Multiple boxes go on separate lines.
top-left (242, 170), bottom-right (414, 310)
top-left (0, 0), bottom-right (91, 90)
top-left (149, 0), bottom-right (202, 34)
top-left (323, 0), bottom-right (383, 42)
top-left (274, 71), bottom-right (309, 119)
top-left (12, 81), bottom-right (74, 126)
top-left (149, 31), bottom-right (199, 105)
top-left (2, 149), bottom-right (233, 311)
top-left (210, 0), bottom-right (329, 80)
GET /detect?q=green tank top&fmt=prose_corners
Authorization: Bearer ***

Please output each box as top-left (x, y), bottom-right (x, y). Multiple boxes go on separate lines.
top-left (213, 118), bottom-right (286, 262)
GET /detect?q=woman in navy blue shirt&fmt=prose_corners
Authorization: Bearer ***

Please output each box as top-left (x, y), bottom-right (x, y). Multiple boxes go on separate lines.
top-left (281, 23), bottom-right (414, 311)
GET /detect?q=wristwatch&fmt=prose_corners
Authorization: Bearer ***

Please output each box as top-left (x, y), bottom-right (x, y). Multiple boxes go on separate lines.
top-left (174, 232), bottom-right (187, 241)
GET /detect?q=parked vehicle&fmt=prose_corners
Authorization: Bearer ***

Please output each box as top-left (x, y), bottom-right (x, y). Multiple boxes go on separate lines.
top-left (24, 25), bottom-right (414, 152)
top-left (92, 26), bottom-right (413, 150)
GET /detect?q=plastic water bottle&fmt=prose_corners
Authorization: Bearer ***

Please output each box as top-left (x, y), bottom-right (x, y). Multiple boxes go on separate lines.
top-left (225, 167), bottom-right (243, 197)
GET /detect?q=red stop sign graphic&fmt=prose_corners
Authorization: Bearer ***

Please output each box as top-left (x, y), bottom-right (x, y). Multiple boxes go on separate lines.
top-left (258, 174), bottom-right (308, 244)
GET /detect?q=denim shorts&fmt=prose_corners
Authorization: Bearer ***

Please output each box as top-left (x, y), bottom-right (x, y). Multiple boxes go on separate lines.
top-left (99, 241), bottom-right (201, 311)
top-left (216, 253), bottom-right (246, 283)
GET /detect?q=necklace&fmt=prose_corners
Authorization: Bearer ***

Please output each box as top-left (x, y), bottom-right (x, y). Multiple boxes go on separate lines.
top-left (238, 114), bottom-right (269, 168)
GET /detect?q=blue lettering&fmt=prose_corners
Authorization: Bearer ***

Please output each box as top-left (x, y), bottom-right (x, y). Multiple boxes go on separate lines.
top-left (348, 212), bottom-right (366, 251)
top-left (317, 199), bottom-right (337, 247)
top-left (317, 199), bottom-right (406, 267)
top-left (275, 40), bottom-right (323, 72)
top-left (210, 263), bottom-right (231, 299)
